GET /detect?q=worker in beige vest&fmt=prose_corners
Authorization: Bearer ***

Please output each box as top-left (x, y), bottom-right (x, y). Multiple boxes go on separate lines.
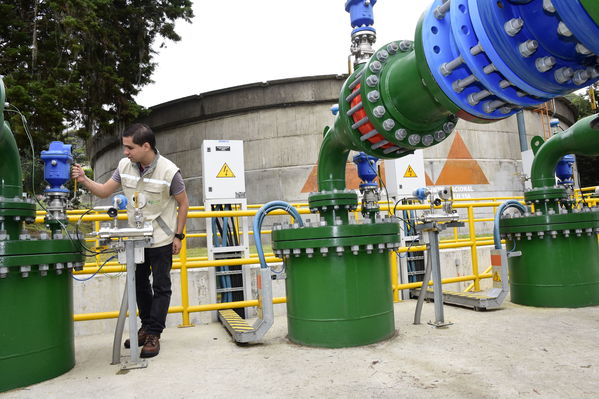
top-left (72, 123), bottom-right (189, 358)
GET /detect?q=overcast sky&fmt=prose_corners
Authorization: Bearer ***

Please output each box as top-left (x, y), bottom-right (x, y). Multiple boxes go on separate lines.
top-left (134, 1), bottom-right (426, 108)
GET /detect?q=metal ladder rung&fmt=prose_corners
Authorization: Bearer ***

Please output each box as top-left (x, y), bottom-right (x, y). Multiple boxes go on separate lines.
top-left (215, 270), bottom-right (243, 276)
top-left (216, 287), bottom-right (245, 293)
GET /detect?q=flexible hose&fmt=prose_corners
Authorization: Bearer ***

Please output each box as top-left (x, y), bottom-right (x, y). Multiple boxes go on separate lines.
top-left (253, 201), bottom-right (304, 269)
top-left (493, 200), bottom-right (527, 249)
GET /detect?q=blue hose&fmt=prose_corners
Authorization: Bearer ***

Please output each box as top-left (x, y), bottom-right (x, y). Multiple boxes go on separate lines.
top-left (253, 201), bottom-right (304, 269)
top-left (493, 200), bottom-right (527, 249)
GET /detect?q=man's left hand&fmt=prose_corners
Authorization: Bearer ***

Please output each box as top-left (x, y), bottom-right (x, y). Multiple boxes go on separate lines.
top-left (173, 238), bottom-right (182, 255)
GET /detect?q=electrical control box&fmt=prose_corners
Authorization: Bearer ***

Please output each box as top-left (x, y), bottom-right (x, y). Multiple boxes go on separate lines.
top-left (384, 150), bottom-right (426, 198)
top-left (201, 140), bottom-right (246, 200)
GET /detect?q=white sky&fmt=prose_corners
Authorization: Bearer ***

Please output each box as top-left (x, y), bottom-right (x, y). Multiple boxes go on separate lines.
top-left (135, 1), bottom-right (425, 108)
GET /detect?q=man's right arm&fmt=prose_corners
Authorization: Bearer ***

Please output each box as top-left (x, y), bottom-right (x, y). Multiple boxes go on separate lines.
top-left (71, 164), bottom-right (120, 199)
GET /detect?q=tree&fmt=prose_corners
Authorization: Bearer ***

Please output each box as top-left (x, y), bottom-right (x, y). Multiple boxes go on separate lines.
top-left (0, 0), bottom-right (193, 192)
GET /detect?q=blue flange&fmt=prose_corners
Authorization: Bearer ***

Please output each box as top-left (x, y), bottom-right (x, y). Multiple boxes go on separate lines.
top-left (471, 0), bottom-right (597, 96)
top-left (552, 0), bottom-right (599, 55)
top-left (421, 0), bottom-right (599, 120)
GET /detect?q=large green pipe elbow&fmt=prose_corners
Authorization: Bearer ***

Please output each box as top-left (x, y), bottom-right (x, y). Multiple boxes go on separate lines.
top-left (0, 78), bottom-right (24, 198)
top-left (317, 119), bottom-right (355, 192)
top-left (531, 114), bottom-right (599, 189)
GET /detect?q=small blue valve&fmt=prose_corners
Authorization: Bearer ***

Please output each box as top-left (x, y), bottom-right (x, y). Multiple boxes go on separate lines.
top-left (353, 152), bottom-right (379, 189)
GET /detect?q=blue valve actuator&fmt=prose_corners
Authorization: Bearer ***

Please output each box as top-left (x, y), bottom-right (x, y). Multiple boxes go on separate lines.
top-left (413, 187), bottom-right (429, 201)
top-left (40, 141), bottom-right (73, 193)
top-left (345, 0), bottom-right (377, 28)
top-left (556, 154), bottom-right (575, 185)
top-left (113, 194), bottom-right (128, 210)
top-left (353, 152), bottom-right (379, 188)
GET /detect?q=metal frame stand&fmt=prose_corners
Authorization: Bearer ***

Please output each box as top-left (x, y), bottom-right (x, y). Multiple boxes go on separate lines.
top-left (111, 239), bottom-right (151, 370)
top-left (413, 221), bottom-right (462, 328)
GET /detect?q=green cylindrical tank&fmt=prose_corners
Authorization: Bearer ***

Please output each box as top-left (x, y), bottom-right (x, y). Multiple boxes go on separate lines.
top-left (0, 269), bottom-right (75, 392)
top-left (272, 217), bottom-right (399, 347)
top-left (500, 115), bottom-right (599, 308)
top-left (0, 76), bottom-right (82, 393)
top-left (284, 250), bottom-right (395, 347)
top-left (506, 230), bottom-right (599, 308)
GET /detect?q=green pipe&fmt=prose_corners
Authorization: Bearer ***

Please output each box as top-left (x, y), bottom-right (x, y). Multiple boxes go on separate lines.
top-left (317, 123), bottom-right (354, 192)
top-left (0, 78), bottom-right (23, 199)
top-left (581, 0), bottom-right (599, 25)
top-left (1, 77), bottom-right (5, 126)
top-left (0, 123), bottom-right (23, 199)
top-left (531, 114), bottom-right (599, 189)
top-left (315, 18), bottom-right (460, 194)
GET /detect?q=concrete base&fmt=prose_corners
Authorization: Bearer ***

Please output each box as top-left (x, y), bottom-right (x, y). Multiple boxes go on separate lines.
top-left (5, 299), bottom-right (599, 399)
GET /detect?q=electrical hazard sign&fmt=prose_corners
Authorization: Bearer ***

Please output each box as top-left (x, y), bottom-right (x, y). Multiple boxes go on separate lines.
top-left (403, 165), bottom-right (418, 178)
top-left (216, 163), bottom-right (236, 178)
top-left (493, 271), bottom-right (501, 282)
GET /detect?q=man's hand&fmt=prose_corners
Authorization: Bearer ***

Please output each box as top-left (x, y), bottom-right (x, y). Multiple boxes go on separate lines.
top-left (71, 164), bottom-right (88, 183)
top-left (172, 237), bottom-right (182, 255)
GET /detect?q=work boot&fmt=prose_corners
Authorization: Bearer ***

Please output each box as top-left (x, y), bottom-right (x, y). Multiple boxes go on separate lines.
top-left (140, 334), bottom-right (160, 358)
top-left (124, 327), bottom-right (148, 349)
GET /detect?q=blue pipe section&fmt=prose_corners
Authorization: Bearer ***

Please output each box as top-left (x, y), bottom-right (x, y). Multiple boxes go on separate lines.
top-left (493, 200), bottom-right (527, 249)
top-left (253, 201), bottom-right (304, 270)
top-left (422, 0), bottom-right (599, 120)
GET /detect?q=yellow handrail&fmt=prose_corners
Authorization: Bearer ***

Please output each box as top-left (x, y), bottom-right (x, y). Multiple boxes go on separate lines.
top-left (32, 193), bottom-right (595, 323)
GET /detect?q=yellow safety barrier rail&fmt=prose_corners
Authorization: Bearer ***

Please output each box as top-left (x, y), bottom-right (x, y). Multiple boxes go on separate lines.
top-left (34, 191), bottom-right (596, 325)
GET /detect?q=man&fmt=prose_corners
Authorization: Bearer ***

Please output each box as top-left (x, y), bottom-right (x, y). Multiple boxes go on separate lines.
top-left (72, 123), bottom-right (189, 358)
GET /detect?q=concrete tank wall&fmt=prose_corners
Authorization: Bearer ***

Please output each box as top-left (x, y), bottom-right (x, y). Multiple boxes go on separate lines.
top-left (88, 75), bottom-right (577, 237)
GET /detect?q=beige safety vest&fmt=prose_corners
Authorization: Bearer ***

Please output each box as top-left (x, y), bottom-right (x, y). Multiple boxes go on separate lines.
top-left (118, 154), bottom-right (179, 248)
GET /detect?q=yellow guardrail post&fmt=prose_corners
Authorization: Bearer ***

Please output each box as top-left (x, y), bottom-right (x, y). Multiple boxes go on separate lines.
top-left (390, 251), bottom-right (399, 302)
top-left (468, 205), bottom-right (481, 291)
top-left (178, 227), bottom-right (193, 328)
top-left (94, 217), bottom-right (101, 268)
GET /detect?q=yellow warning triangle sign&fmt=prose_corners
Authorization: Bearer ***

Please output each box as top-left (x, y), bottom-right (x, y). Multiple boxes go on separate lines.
top-left (216, 163), bottom-right (235, 178)
top-left (404, 165), bottom-right (418, 178)
top-left (493, 271), bottom-right (501, 282)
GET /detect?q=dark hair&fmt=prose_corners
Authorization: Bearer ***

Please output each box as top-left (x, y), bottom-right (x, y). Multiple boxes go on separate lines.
top-left (122, 123), bottom-right (157, 153)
